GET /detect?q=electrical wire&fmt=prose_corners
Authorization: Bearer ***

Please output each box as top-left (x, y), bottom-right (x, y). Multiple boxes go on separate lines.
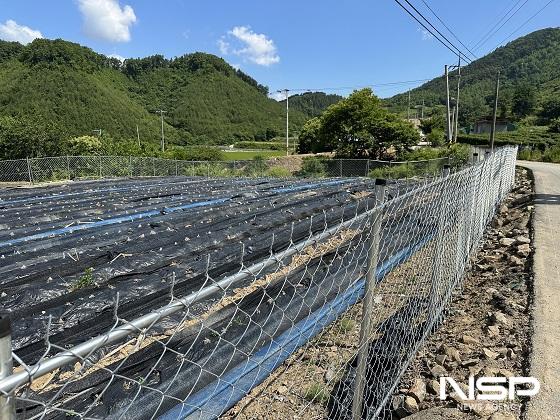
top-left (275, 78), bottom-right (433, 94)
top-left (495, 0), bottom-right (558, 46)
top-left (418, 0), bottom-right (478, 60)
top-left (393, 0), bottom-right (472, 63)
top-left (471, 0), bottom-right (530, 52)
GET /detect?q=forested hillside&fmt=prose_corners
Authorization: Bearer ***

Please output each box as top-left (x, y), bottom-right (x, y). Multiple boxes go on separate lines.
top-left (280, 92), bottom-right (343, 118)
top-left (386, 28), bottom-right (560, 129)
top-left (0, 38), bottom-right (306, 152)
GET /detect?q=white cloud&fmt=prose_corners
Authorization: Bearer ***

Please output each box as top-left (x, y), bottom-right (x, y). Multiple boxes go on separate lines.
top-left (77, 0), bottom-right (137, 43)
top-left (418, 28), bottom-right (434, 41)
top-left (0, 20), bottom-right (42, 44)
top-left (268, 91), bottom-right (286, 101)
top-left (217, 37), bottom-right (230, 55)
top-left (108, 53), bottom-right (125, 61)
top-left (227, 26), bottom-right (279, 66)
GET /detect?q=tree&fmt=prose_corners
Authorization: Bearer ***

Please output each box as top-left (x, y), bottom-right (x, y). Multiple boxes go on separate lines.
top-left (65, 135), bottom-right (102, 155)
top-left (459, 96), bottom-right (489, 131)
top-left (540, 98), bottom-right (560, 121)
top-left (420, 114), bottom-right (445, 134)
top-left (427, 129), bottom-right (445, 146)
top-left (512, 82), bottom-right (537, 118)
top-left (311, 89), bottom-right (419, 159)
top-left (297, 117), bottom-right (322, 154)
top-left (0, 116), bottom-right (64, 159)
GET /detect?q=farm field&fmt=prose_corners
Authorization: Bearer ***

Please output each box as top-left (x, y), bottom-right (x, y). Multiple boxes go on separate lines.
top-left (220, 150), bottom-right (287, 160)
top-left (0, 174), bottom-right (437, 418)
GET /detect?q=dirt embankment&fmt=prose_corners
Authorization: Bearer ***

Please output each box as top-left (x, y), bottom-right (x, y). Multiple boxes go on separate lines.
top-left (392, 167), bottom-right (534, 420)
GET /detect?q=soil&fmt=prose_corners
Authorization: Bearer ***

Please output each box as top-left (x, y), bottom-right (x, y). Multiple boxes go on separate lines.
top-left (221, 168), bottom-right (534, 420)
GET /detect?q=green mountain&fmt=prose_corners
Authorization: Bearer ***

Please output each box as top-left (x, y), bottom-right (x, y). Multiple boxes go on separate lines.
top-left (386, 28), bottom-right (560, 127)
top-left (0, 38), bottom-right (306, 149)
top-left (281, 92), bottom-right (344, 118)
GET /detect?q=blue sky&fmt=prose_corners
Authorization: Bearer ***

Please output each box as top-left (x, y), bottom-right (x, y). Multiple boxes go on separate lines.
top-left (0, 0), bottom-right (559, 98)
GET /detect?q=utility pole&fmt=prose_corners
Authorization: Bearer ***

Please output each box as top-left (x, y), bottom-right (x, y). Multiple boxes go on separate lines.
top-left (136, 124), bottom-right (140, 147)
top-left (490, 71), bottom-right (500, 151)
top-left (454, 58), bottom-right (461, 143)
top-left (155, 110), bottom-right (167, 152)
top-left (421, 98), bottom-right (425, 119)
top-left (277, 89), bottom-right (289, 156)
top-left (407, 90), bottom-right (411, 120)
top-left (445, 65), bottom-right (452, 143)
top-left (450, 105), bottom-right (456, 140)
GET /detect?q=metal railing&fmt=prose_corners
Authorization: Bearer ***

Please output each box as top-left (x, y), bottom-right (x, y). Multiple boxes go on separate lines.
top-left (0, 147), bottom-right (516, 419)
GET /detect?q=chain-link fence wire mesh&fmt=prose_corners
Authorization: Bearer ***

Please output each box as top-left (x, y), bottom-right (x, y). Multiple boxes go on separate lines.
top-left (0, 156), bottom-right (454, 184)
top-left (0, 146), bottom-right (517, 419)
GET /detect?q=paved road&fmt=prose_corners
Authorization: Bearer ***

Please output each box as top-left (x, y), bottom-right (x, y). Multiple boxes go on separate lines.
top-left (518, 161), bottom-right (560, 420)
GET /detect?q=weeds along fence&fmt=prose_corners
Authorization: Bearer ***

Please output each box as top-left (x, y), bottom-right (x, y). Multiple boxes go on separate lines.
top-left (0, 146), bottom-right (517, 419)
top-left (0, 155), bottom-right (452, 183)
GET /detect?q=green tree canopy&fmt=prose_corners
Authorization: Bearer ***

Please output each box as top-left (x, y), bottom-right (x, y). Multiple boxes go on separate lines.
top-left (298, 89), bottom-right (420, 159)
top-left (0, 116), bottom-right (63, 159)
top-left (512, 82), bottom-right (537, 118)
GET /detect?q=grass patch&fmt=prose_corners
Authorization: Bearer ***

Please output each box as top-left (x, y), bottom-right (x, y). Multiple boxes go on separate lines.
top-left (304, 383), bottom-right (330, 405)
top-left (70, 267), bottom-right (95, 291)
top-left (337, 317), bottom-right (356, 333)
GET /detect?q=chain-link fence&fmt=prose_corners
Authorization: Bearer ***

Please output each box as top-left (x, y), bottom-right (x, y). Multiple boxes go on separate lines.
top-left (0, 155), bottom-right (453, 183)
top-left (0, 146), bottom-right (517, 419)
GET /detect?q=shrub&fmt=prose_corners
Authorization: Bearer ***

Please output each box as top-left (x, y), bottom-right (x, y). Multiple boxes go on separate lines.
top-left (297, 157), bottom-right (327, 177)
top-left (243, 155), bottom-right (268, 176)
top-left (426, 129), bottom-right (445, 146)
top-left (165, 146), bottom-right (224, 161)
top-left (266, 166), bottom-right (292, 178)
top-left (234, 141), bottom-right (287, 151)
top-left (542, 145), bottom-right (560, 163)
top-left (369, 164), bottom-right (415, 179)
top-left (549, 118), bottom-right (560, 134)
top-left (65, 135), bottom-right (102, 155)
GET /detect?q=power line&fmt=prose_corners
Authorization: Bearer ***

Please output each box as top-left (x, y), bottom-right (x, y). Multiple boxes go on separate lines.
top-left (471, 0), bottom-right (530, 52)
top-left (281, 78), bottom-right (433, 94)
top-left (393, 0), bottom-right (472, 63)
top-left (495, 0), bottom-right (558, 46)
top-left (418, 0), bottom-right (478, 60)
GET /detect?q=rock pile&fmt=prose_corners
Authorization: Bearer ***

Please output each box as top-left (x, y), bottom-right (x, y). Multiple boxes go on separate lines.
top-left (390, 168), bottom-right (534, 419)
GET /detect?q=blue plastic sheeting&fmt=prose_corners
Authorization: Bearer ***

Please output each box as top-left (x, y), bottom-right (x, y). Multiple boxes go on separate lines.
top-left (0, 179), bottom-right (353, 250)
top-left (0, 198), bottom-right (230, 249)
top-left (159, 234), bottom-right (433, 420)
top-left (0, 182), bottom-right (177, 206)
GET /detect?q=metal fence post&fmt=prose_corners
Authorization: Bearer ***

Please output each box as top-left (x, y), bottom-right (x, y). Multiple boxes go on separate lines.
top-left (175, 160), bottom-right (178, 176)
top-left (339, 160), bottom-right (343, 177)
top-left (352, 178), bottom-right (386, 420)
top-left (26, 157), bottom-right (33, 184)
top-left (366, 159), bottom-right (370, 177)
top-left (129, 156), bottom-right (133, 177)
top-left (0, 312), bottom-right (15, 420)
top-left (152, 157), bottom-right (156, 176)
top-left (207, 161), bottom-right (210, 178)
top-left (66, 155), bottom-right (71, 180)
top-left (427, 164), bottom-right (451, 320)
top-left (98, 156), bottom-right (102, 178)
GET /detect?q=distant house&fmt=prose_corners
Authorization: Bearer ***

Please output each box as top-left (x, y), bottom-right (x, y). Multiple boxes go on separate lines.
top-left (472, 118), bottom-right (512, 134)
